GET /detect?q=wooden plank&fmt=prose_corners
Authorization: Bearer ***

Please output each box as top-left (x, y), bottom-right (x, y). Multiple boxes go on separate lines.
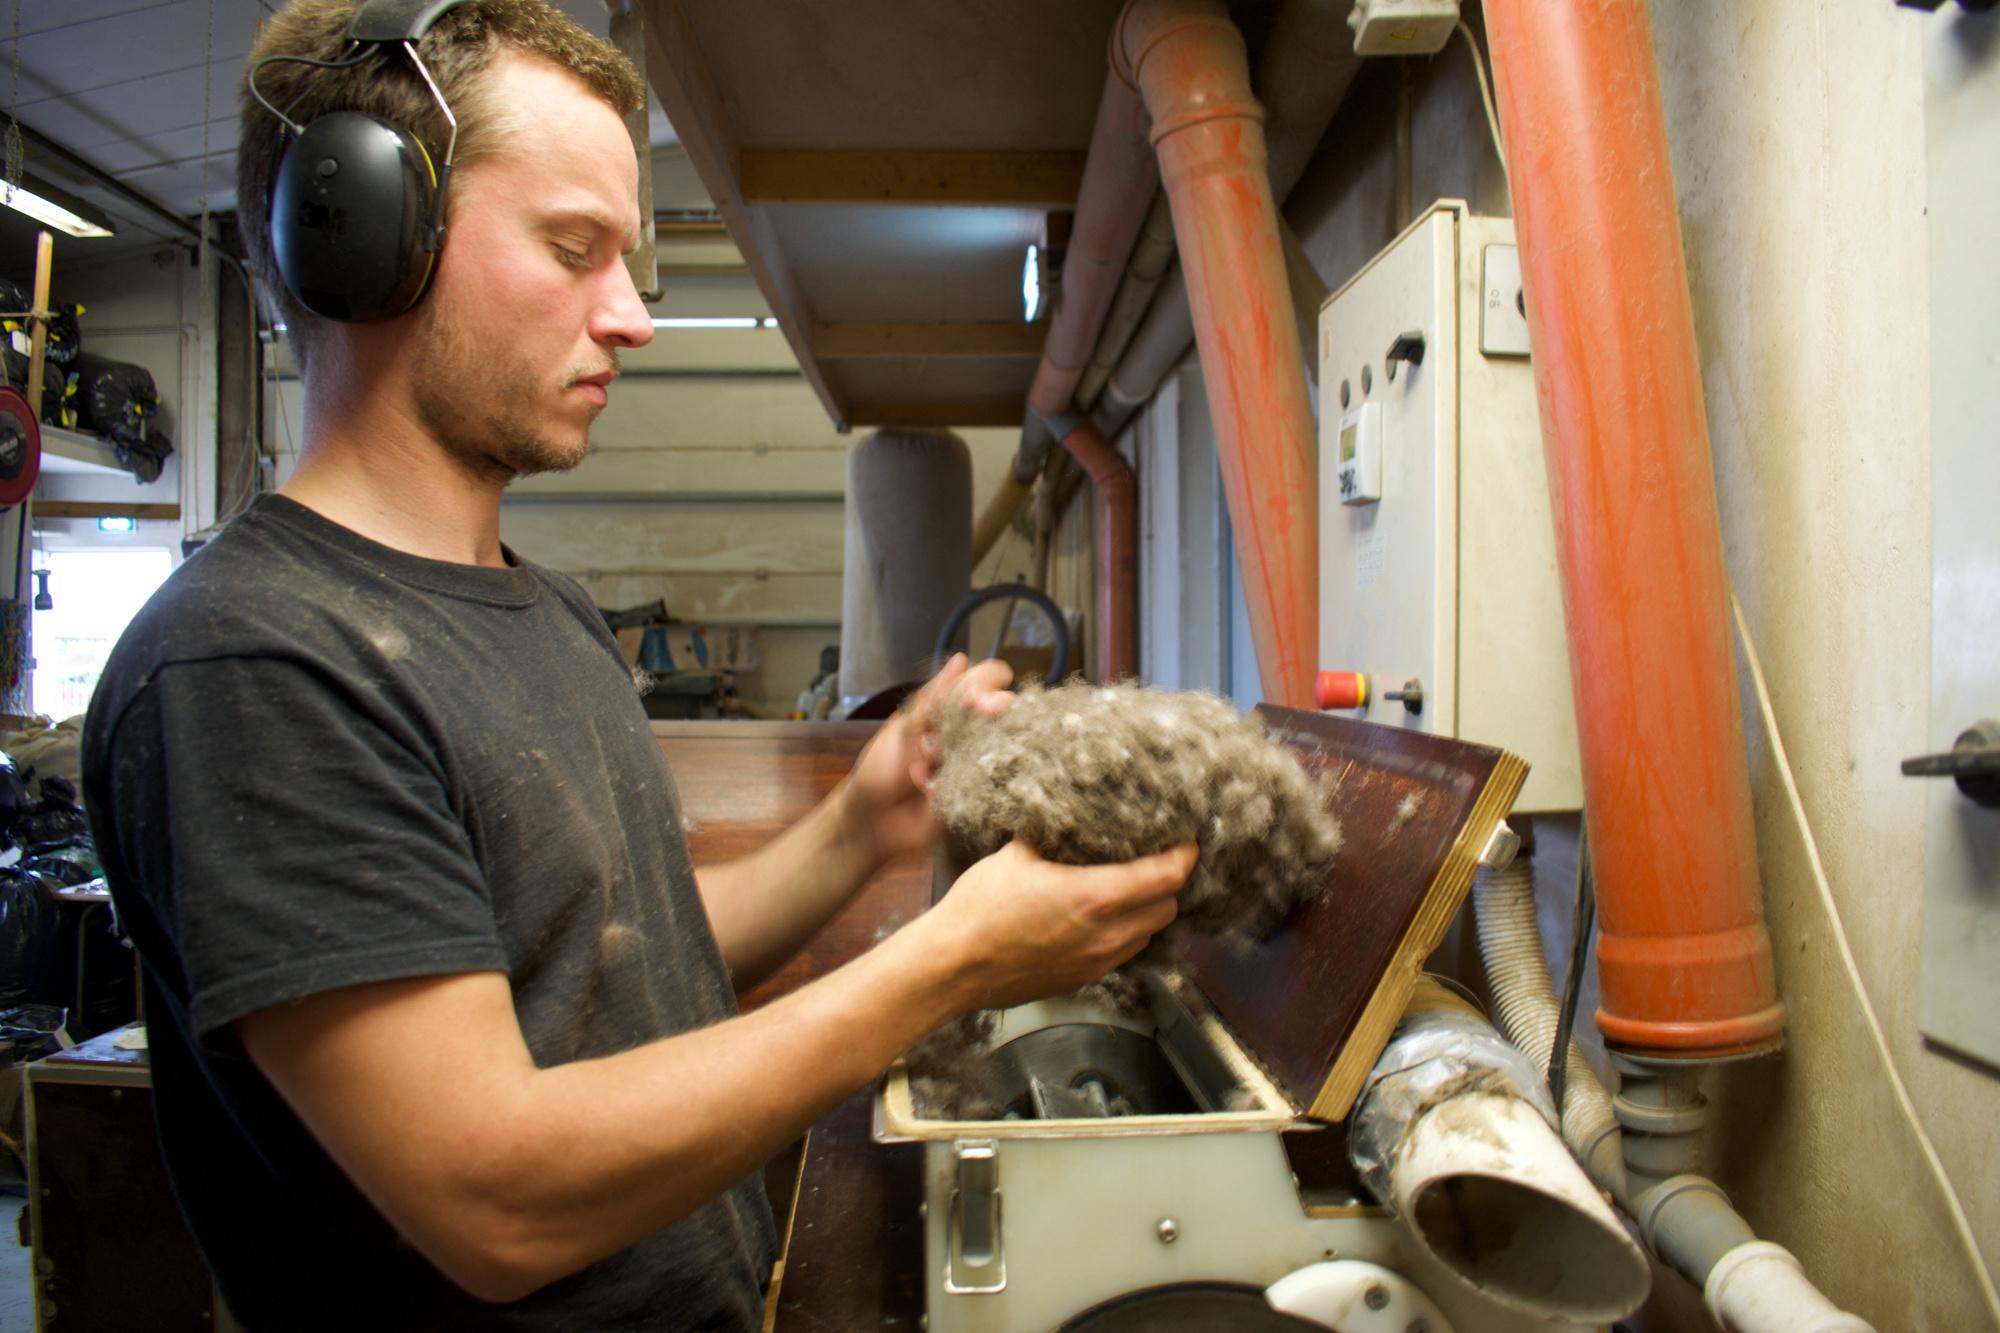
top-left (640, 1), bottom-right (849, 430)
top-left (847, 398), bottom-right (1026, 428)
top-left (740, 150), bottom-right (1085, 207)
top-left (507, 445), bottom-right (846, 499)
top-left (813, 321), bottom-right (1045, 360)
top-left (1180, 707), bottom-right (1528, 1123)
top-left (652, 721), bottom-right (931, 1010)
top-left (658, 262), bottom-right (749, 276)
top-left (501, 499), bottom-right (843, 575)
top-left (32, 501), bottom-right (179, 521)
top-left (564, 569), bottom-right (842, 625)
top-left (654, 219), bottom-right (731, 240)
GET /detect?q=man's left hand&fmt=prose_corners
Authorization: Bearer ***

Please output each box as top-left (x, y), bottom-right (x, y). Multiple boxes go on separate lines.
top-left (842, 653), bottom-right (1013, 864)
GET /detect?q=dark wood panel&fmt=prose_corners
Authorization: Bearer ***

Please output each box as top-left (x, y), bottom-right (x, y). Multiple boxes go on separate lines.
top-left (652, 721), bottom-right (935, 1011)
top-left (1182, 707), bottom-right (1526, 1122)
top-left (28, 1034), bottom-right (218, 1331)
top-left (767, 1088), bottom-right (925, 1332)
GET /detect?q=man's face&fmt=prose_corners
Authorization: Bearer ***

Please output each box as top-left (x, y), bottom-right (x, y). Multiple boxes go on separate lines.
top-left (405, 54), bottom-right (653, 482)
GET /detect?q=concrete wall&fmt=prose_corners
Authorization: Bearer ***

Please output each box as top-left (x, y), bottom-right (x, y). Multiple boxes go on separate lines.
top-left (1263, 3), bottom-right (1996, 1326)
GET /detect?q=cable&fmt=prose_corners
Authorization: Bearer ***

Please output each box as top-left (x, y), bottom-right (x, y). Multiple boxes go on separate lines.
top-left (245, 49), bottom-right (371, 135)
top-left (1549, 814), bottom-right (1595, 1111)
top-left (1727, 580), bottom-right (2000, 1320)
top-left (1455, 19), bottom-right (1508, 185)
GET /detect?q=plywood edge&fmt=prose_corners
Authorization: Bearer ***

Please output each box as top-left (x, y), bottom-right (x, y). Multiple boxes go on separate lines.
top-left (1309, 749), bottom-right (1530, 1121)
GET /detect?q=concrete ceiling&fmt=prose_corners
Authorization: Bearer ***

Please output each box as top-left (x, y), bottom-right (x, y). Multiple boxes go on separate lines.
top-left (0, 0), bottom-right (679, 257)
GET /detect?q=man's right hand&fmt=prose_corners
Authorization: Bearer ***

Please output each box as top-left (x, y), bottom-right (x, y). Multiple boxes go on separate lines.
top-left (924, 840), bottom-right (1196, 1013)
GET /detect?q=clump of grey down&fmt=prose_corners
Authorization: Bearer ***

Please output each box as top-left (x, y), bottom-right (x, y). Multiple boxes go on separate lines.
top-left (905, 682), bottom-right (1343, 1119)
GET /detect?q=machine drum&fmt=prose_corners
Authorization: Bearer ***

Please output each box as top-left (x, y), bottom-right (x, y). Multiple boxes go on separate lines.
top-left (983, 1023), bottom-right (1200, 1120)
top-left (1058, 1281), bottom-right (1331, 1332)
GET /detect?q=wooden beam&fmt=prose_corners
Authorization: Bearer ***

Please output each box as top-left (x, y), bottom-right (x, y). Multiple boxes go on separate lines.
top-left (654, 219), bottom-right (731, 240)
top-left (639, 1), bottom-right (849, 429)
top-left (740, 150), bottom-right (1086, 207)
top-left (34, 502), bottom-right (181, 521)
top-left (813, 322), bottom-right (1045, 360)
top-left (657, 262), bottom-right (750, 277)
top-left (847, 399), bottom-right (1026, 429)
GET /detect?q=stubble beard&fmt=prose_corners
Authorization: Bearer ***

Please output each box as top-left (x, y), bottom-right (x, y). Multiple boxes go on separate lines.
top-left (407, 308), bottom-right (609, 484)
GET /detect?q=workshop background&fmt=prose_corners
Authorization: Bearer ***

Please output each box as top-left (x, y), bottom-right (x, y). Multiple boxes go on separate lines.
top-left (0, 0), bottom-right (1993, 1330)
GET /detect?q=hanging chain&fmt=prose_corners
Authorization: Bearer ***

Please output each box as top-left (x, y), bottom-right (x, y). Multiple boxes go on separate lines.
top-left (4, 0), bottom-right (24, 199)
top-left (197, 0), bottom-right (215, 241)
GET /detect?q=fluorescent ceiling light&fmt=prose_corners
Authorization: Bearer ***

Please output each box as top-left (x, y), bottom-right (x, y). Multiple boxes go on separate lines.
top-left (1022, 243), bottom-right (1043, 323)
top-left (649, 316), bottom-right (777, 330)
top-left (2, 180), bottom-right (114, 239)
top-left (97, 516), bottom-right (137, 533)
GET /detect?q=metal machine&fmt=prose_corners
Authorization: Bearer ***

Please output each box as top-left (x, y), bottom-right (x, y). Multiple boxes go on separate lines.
top-left (868, 708), bottom-right (1591, 1332)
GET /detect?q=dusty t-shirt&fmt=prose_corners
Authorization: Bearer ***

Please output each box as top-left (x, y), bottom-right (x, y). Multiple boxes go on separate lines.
top-left (81, 495), bottom-right (777, 1331)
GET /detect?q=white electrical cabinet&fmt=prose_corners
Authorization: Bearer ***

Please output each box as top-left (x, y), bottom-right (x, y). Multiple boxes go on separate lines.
top-left (1316, 201), bottom-right (1581, 811)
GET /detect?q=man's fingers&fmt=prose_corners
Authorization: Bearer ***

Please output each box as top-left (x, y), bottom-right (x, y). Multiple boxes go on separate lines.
top-left (906, 652), bottom-right (968, 722)
top-left (958, 657), bottom-right (1015, 715)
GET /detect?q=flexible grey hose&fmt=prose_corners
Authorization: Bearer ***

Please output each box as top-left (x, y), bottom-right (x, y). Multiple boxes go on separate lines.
top-left (1473, 858), bottom-right (1626, 1196)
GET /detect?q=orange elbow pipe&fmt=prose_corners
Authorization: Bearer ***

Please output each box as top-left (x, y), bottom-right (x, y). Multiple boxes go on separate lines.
top-left (1060, 422), bottom-right (1138, 682)
top-left (1114, 0), bottom-right (1317, 710)
top-left (1485, 0), bottom-right (1782, 1058)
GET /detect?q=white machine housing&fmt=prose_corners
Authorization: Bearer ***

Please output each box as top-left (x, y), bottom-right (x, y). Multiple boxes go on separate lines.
top-left (878, 987), bottom-right (1564, 1333)
top-left (1317, 201), bottom-right (1582, 812)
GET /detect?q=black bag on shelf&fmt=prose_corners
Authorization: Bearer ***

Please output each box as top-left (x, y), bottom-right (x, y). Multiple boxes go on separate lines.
top-left (71, 353), bottom-right (159, 445)
top-left (42, 301), bottom-right (82, 365)
top-left (117, 428), bottom-right (174, 484)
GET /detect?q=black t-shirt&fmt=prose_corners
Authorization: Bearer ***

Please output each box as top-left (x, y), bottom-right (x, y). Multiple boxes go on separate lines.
top-left (81, 495), bottom-right (777, 1331)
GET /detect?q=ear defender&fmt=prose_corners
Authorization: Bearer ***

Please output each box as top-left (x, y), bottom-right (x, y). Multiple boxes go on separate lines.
top-left (254, 0), bottom-right (470, 323)
top-left (271, 111), bottom-right (440, 322)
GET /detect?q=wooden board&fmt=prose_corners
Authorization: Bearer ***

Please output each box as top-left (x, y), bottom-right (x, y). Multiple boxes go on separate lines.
top-left (26, 1029), bottom-right (222, 1331)
top-left (764, 1088), bottom-right (925, 1332)
top-left (1179, 706), bottom-right (1527, 1122)
top-left (652, 721), bottom-right (933, 1011)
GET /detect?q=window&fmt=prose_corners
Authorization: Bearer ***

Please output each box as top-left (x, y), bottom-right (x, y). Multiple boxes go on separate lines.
top-left (30, 547), bottom-right (176, 719)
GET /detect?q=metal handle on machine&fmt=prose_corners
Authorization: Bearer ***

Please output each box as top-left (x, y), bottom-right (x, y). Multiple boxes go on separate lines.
top-left (944, 1138), bottom-right (1006, 1294)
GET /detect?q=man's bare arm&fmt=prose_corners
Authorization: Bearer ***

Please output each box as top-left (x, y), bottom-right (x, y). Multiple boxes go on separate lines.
top-left (692, 776), bottom-right (881, 991)
top-left (238, 840), bottom-right (1192, 1305)
top-left (696, 656), bottom-right (1011, 989)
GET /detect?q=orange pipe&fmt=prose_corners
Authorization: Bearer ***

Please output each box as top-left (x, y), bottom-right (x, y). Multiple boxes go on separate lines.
top-left (1060, 422), bottom-right (1137, 681)
top-left (1114, 0), bottom-right (1317, 710)
top-left (1485, 0), bottom-right (1783, 1058)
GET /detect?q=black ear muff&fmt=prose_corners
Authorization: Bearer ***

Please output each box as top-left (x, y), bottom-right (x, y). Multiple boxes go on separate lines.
top-left (271, 110), bottom-right (440, 322)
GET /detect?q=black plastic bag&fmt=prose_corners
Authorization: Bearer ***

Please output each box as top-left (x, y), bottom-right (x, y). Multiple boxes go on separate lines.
top-left (0, 866), bottom-right (59, 1007)
top-left (42, 302), bottom-right (82, 365)
top-left (72, 353), bottom-right (159, 445)
top-left (116, 428), bottom-right (174, 484)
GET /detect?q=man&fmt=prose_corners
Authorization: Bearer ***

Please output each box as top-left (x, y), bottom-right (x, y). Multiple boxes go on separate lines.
top-left (80, 3), bottom-right (1192, 1328)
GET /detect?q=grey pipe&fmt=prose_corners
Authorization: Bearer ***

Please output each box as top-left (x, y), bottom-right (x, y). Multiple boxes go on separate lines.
top-left (1472, 858), bottom-right (1627, 1196)
top-left (1348, 981), bottom-right (1649, 1323)
top-left (1473, 856), bottom-right (1872, 1331)
top-left (1087, 0), bottom-right (1362, 441)
top-left (1004, 0), bottom-right (1362, 523)
top-left (1076, 193), bottom-right (1178, 411)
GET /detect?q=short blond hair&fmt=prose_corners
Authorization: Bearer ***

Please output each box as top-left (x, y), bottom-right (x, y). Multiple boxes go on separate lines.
top-left (237, 0), bottom-right (643, 366)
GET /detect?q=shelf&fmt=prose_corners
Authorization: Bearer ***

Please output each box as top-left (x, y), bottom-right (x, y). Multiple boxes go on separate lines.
top-left (37, 423), bottom-right (130, 478)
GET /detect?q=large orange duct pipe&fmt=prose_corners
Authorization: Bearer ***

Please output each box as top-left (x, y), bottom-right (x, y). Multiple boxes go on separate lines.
top-left (1484, 0), bottom-right (1783, 1058)
top-left (1113, 0), bottom-right (1317, 710)
top-left (1059, 423), bottom-right (1137, 681)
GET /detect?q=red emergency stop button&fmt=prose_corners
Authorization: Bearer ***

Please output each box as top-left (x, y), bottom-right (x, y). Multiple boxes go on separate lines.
top-left (1316, 671), bottom-right (1369, 711)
